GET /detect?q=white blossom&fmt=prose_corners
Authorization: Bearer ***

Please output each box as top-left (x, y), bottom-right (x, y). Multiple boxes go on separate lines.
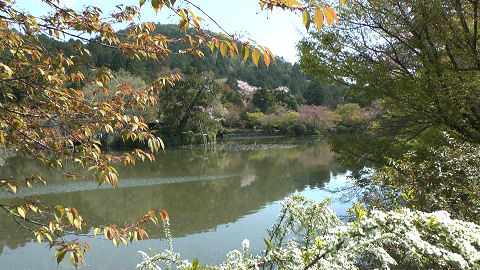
top-left (138, 195), bottom-right (480, 270)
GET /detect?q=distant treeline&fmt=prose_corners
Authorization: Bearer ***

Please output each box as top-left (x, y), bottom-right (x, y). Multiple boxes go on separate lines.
top-left (35, 24), bottom-right (364, 109)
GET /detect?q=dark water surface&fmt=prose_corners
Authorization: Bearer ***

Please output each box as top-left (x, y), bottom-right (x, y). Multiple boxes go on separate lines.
top-left (0, 137), bottom-right (355, 270)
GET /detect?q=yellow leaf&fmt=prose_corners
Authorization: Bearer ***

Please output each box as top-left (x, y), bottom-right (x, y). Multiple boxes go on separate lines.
top-left (322, 7), bottom-right (333, 26)
top-left (252, 48), bottom-right (261, 68)
top-left (45, 233), bottom-right (53, 243)
top-left (7, 183), bottom-right (17, 193)
top-left (17, 207), bottom-right (26, 219)
top-left (0, 63), bottom-right (13, 78)
top-left (120, 237), bottom-right (128, 246)
top-left (220, 42), bottom-right (227, 57)
top-left (37, 233), bottom-right (43, 244)
top-left (286, 0), bottom-right (302, 7)
top-left (66, 209), bottom-right (74, 225)
top-left (207, 41), bottom-right (215, 53)
top-left (113, 237), bottom-right (119, 247)
top-left (74, 218), bottom-right (81, 229)
top-left (70, 252), bottom-right (78, 267)
top-left (30, 205), bottom-right (38, 213)
top-left (314, 8), bottom-right (324, 30)
top-left (327, 7), bottom-right (339, 24)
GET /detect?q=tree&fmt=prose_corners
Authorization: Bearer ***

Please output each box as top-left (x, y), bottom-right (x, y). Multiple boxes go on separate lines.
top-left (300, 0), bottom-right (480, 144)
top-left (157, 71), bottom-right (218, 133)
top-left (252, 86), bottom-right (278, 113)
top-left (0, 0), bottom-right (343, 267)
top-left (304, 81), bottom-right (327, 106)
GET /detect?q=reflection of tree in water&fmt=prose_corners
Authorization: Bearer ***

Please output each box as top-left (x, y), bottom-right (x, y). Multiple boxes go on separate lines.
top-left (326, 135), bottom-right (401, 210)
top-left (0, 138), bottom-right (348, 254)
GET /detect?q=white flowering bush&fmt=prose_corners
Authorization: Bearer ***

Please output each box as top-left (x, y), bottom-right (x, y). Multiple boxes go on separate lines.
top-left (138, 195), bottom-right (480, 270)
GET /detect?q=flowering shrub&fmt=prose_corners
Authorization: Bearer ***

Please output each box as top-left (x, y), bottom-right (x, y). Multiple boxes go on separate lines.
top-left (137, 195), bottom-right (480, 270)
top-left (297, 105), bottom-right (335, 132)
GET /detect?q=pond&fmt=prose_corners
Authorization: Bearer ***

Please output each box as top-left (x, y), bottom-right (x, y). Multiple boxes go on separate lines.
top-left (0, 137), bottom-right (357, 269)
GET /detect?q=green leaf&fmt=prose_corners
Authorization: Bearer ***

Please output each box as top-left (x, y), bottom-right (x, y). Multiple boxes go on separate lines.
top-left (70, 252), bottom-right (78, 267)
top-left (315, 236), bottom-right (323, 247)
top-left (241, 46), bottom-right (250, 62)
top-left (303, 11), bottom-right (311, 30)
top-left (252, 48), bottom-right (261, 68)
top-left (56, 249), bottom-right (67, 265)
top-left (152, 0), bottom-right (160, 11)
top-left (192, 258), bottom-right (199, 270)
top-left (264, 238), bottom-right (272, 250)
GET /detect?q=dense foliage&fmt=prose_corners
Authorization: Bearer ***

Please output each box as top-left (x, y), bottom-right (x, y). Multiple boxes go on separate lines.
top-left (300, 0), bottom-right (480, 144)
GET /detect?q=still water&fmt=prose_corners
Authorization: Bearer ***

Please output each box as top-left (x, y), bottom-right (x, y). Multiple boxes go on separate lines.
top-left (0, 137), bottom-right (355, 270)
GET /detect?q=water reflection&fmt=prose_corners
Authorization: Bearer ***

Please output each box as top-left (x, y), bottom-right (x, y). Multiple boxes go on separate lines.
top-left (0, 137), bottom-right (350, 269)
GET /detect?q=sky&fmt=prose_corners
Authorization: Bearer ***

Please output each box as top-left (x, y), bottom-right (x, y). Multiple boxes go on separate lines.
top-left (17, 0), bottom-right (309, 63)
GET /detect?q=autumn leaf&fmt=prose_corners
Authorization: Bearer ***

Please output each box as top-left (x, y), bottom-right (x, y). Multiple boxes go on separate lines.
top-left (252, 48), bottom-right (261, 68)
top-left (314, 8), bottom-right (324, 30)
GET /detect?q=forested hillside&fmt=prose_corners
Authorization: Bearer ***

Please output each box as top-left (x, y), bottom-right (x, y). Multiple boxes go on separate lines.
top-left (37, 24), bottom-right (351, 102)
top-left (33, 24), bottom-right (358, 146)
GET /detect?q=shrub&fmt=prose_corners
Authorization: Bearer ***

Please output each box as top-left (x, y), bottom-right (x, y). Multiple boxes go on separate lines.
top-left (138, 195), bottom-right (480, 270)
top-left (292, 123), bottom-right (307, 136)
top-left (246, 112), bottom-right (264, 129)
top-left (277, 111), bottom-right (299, 135)
top-left (298, 105), bottom-right (335, 132)
top-left (334, 103), bottom-right (365, 132)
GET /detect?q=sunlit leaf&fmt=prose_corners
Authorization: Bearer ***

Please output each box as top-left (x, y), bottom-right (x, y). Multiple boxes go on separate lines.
top-left (220, 42), bottom-right (227, 58)
top-left (314, 8), bottom-right (324, 30)
top-left (322, 7), bottom-right (333, 26)
top-left (241, 46), bottom-right (250, 62)
top-left (17, 207), bottom-right (26, 219)
top-left (252, 48), bottom-right (261, 68)
top-left (264, 52), bottom-right (271, 69)
top-left (56, 249), bottom-right (66, 265)
top-left (70, 252), bottom-right (78, 267)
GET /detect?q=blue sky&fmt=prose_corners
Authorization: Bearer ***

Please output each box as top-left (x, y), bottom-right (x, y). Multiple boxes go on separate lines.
top-left (17, 0), bottom-right (308, 63)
